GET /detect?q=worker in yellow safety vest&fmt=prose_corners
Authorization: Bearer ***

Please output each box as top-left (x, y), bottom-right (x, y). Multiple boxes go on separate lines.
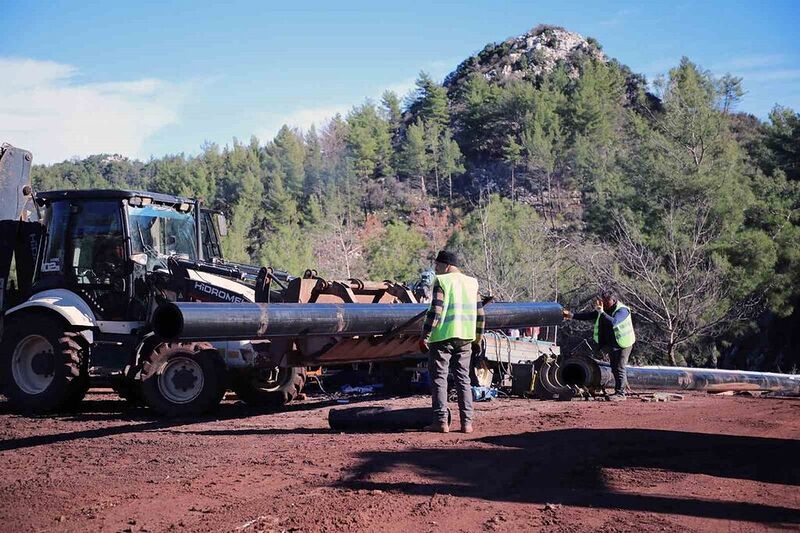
top-left (419, 250), bottom-right (486, 433)
top-left (563, 289), bottom-right (636, 400)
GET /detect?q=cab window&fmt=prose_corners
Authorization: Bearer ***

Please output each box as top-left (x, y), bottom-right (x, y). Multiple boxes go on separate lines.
top-left (67, 201), bottom-right (125, 286)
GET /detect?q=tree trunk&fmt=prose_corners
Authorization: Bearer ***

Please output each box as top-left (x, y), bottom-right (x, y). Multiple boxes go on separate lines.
top-left (448, 173), bottom-right (453, 201)
top-left (511, 167), bottom-right (515, 207)
top-left (546, 173), bottom-right (555, 229)
top-left (666, 344), bottom-right (678, 366)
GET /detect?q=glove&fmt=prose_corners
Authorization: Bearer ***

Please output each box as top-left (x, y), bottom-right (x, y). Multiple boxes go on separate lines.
top-left (594, 299), bottom-right (604, 312)
top-left (418, 338), bottom-right (429, 353)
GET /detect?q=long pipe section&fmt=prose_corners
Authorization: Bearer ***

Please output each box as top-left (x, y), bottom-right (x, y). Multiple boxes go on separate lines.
top-left (559, 356), bottom-right (800, 395)
top-left (153, 301), bottom-right (564, 341)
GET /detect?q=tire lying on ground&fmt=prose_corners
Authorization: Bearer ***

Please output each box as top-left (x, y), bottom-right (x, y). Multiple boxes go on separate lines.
top-left (0, 314), bottom-right (88, 413)
top-left (328, 406), bottom-right (450, 431)
top-left (140, 342), bottom-right (226, 417)
top-left (231, 366), bottom-right (306, 408)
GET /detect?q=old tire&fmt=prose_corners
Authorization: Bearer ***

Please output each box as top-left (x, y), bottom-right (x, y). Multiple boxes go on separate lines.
top-left (0, 314), bottom-right (87, 413)
top-left (328, 406), bottom-right (451, 431)
top-left (231, 366), bottom-right (306, 408)
top-left (140, 342), bottom-right (226, 417)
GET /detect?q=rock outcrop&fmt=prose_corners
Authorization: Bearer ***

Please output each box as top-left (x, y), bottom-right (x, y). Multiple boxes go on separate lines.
top-left (444, 25), bottom-right (605, 90)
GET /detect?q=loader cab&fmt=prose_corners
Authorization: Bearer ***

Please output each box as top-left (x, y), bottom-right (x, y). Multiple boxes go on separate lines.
top-left (34, 190), bottom-right (198, 321)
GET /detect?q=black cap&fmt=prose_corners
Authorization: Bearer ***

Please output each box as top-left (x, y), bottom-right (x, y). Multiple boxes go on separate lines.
top-left (435, 250), bottom-right (460, 267)
top-left (599, 288), bottom-right (616, 300)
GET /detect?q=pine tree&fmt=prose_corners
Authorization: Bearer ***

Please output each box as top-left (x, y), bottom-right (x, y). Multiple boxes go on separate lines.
top-left (439, 129), bottom-right (465, 200)
top-left (365, 221), bottom-right (426, 281)
top-left (520, 81), bottom-right (564, 224)
top-left (426, 122), bottom-right (442, 199)
top-left (304, 125), bottom-right (324, 195)
top-left (408, 71), bottom-right (449, 129)
top-left (401, 119), bottom-right (429, 196)
top-left (502, 135), bottom-right (523, 204)
top-left (272, 125), bottom-right (307, 197)
top-left (764, 106), bottom-right (800, 181)
top-left (381, 90), bottom-right (404, 146)
top-left (718, 74), bottom-right (745, 114)
top-left (346, 101), bottom-right (394, 182)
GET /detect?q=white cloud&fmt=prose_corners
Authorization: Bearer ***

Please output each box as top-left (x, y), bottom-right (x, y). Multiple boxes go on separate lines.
top-left (254, 60), bottom-right (456, 143)
top-left (0, 57), bottom-right (185, 164)
top-left (384, 77), bottom-right (418, 101)
top-left (711, 54), bottom-right (786, 72)
top-left (256, 105), bottom-right (350, 140)
top-left (742, 68), bottom-right (800, 83)
top-left (255, 80), bottom-right (416, 141)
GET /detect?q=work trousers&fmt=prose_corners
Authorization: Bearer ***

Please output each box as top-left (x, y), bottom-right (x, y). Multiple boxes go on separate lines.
top-left (602, 345), bottom-right (632, 393)
top-left (428, 339), bottom-right (474, 424)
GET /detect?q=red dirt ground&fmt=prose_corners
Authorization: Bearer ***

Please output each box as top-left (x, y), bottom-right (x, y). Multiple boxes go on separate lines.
top-left (0, 391), bottom-right (798, 532)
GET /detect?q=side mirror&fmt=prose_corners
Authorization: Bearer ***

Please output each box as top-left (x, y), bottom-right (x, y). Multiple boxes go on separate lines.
top-left (214, 213), bottom-right (228, 237)
top-left (131, 253), bottom-right (148, 266)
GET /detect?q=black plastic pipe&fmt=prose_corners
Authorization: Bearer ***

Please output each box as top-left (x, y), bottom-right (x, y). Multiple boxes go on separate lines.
top-left (559, 356), bottom-right (800, 395)
top-left (152, 301), bottom-right (564, 341)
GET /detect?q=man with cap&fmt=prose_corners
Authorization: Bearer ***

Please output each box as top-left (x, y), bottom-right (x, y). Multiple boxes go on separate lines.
top-left (419, 250), bottom-right (485, 433)
top-left (563, 289), bottom-right (636, 400)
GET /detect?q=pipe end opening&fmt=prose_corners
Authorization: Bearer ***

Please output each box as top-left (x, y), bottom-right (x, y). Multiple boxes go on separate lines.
top-left (152, 303), bottom-right (184, 339)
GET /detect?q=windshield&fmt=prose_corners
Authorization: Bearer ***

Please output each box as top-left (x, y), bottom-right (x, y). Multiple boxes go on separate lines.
top-left (127, 203), bottom-right (197, 270)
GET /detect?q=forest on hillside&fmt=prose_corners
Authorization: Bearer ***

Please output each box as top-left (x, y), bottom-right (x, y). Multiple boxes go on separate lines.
top-left (31, 27), bottom-right (800, 371)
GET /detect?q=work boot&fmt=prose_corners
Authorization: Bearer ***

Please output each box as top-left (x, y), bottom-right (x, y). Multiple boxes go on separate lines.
top-left (424, 421), bottom-right (450, 433)
top-left (461, 422), bottom-right (474, 434)
top-left (608, 392), bottom-right (627, 402)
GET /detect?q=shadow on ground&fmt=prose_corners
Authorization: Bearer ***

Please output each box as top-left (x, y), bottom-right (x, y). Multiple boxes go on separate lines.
top-left (0, 393), bottom-right (383, 451)
top-left (341, 428), bottom-right (800, 524)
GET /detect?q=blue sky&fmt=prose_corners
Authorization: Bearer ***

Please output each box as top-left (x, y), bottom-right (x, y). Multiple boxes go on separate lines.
top-left (2, 0), bottom-right (798, 164)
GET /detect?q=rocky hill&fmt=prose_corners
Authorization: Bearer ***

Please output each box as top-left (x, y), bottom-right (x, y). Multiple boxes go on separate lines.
top-left (443, 24), bottom-right (651, 109)
top-left (445, 25), bottom-right (606, 90)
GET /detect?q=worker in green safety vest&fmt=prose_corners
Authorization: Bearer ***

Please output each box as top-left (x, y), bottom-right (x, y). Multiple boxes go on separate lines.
top-left (563, 289), bottom-right (636, 400)
top-left (419, 250), bottom-right (486, 433)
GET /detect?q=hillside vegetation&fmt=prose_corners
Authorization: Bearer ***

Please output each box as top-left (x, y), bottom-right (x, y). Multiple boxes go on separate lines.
top-left (31, 25), bottom-right (800, 371)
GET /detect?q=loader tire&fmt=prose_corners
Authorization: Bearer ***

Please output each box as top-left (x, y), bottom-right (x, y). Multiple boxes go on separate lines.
top-left (231, 366), bottom-right (306, 408)
top-left (62, 332), bottom-right (90, 409)
top-left (140, 342), bottom-right (226, 417)
top-left (114, 335), bottom-right (164, 406)
top-left (0, 314), bottom-right (88, 413)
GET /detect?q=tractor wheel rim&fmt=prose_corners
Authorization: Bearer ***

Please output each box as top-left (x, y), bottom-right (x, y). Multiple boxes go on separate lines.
top-left (12, 334), bottom-right (55, 395)
top-left (253, 366), bottom-right (291, 392)
top-left (157, 356), bottom-right (204, 404)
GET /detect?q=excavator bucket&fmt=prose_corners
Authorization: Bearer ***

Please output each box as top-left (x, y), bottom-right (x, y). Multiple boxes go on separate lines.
top-left (0, 144), bottom-right (41, 313)
top-left (0, 144), bottom-right (34, 222)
